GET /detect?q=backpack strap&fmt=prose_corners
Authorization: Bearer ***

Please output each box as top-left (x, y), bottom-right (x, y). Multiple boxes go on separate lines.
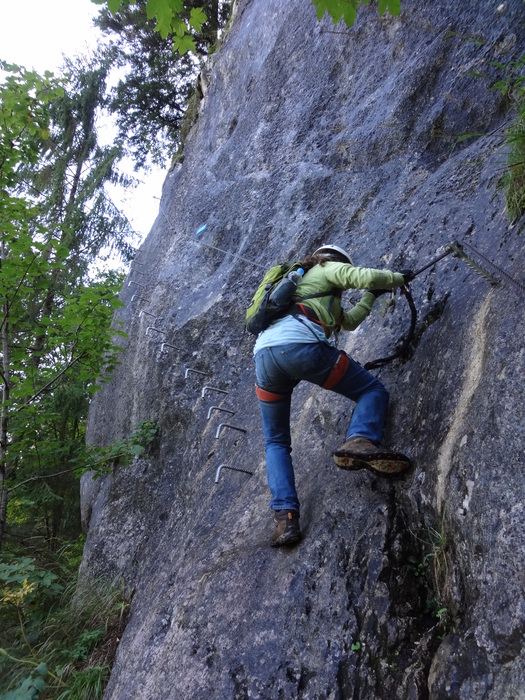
top-left (289, 303), bottom-right (332, 338)
top-left (289, 288), bottom-right (343, 337)
top-left (296, 291), bottom-right (333, 302)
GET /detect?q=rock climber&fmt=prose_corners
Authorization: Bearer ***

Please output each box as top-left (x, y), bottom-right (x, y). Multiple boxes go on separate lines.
top-left (253, 244), bottom-right (413, 547)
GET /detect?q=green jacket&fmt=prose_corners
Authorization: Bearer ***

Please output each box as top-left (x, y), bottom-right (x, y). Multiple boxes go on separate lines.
top-left (292, 261), bottom-right (405, 334)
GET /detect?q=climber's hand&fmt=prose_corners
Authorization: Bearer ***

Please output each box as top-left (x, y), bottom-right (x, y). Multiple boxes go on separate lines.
top-left (399, 269), bottom-right (414, 283)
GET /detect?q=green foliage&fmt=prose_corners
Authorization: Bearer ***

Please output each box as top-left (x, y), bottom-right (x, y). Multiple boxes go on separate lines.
top-left (489, 54), bottom-right (525, 101)
top-left (312, 0), bottom-right (401, 27)
top-left (466, 53), bottom-right (525, 224)
top-left (95, 0), bottom-right (231, 168)
top-left (55, 664), bottom-right (111, 700)
top-left (491, 54), bottom-right (525, 223)
top-left (0, 557), bottom-right (62, 603)
top-left (0, 62), bottom-right (64, 189)
top-left (0, 661), bottom-right (48, 700)
top-left (0, 551), bottom-right (130, 700)
top-left (0, 53), bottom-right (143, 700)
top-left (1, 268), bottom-right (126, 547)
top-left (410, 510), bottom-right (448, 603)
top-left (501, 104), bottom-right (525, 223)
top-left (0, 60), bottom-right (137, 552)
top-left (32, 56), bottom-right (137, 264)
top-left (94, 0), bottom-right (218, 55)
top-left (87, 419), bottom-right (160, 477)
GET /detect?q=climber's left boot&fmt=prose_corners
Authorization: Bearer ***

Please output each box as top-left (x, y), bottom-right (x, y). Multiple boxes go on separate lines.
top-left (270, 510), bottom-right (302, 547)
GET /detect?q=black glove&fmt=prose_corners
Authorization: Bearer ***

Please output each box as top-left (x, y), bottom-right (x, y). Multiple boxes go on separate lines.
top-left (370, 288), bottom-right (391, 298)
top-left (399, 269), bottom-right (414, 283)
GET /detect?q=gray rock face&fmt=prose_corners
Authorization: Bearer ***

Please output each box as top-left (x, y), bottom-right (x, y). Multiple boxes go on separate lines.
top-left (79, 1), bottom-right (525, 697)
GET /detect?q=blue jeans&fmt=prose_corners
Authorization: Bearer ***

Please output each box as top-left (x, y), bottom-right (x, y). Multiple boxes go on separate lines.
top-left (254, 342), bottom-right (389, 512)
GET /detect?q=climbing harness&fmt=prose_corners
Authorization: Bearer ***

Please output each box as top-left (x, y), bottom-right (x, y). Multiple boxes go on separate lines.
top-left (364, 239), bottom-right (524, 370)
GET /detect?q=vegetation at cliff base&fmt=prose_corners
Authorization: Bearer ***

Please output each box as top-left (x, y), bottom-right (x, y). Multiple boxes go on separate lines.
top-left (0, 544), bottom-right (131, 700)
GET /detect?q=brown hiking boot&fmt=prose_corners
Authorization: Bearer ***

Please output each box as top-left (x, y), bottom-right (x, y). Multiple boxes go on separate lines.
top-left (270, 510), bottom-right (302, 547)
top-left (333, 436), bottom-right (411, 476)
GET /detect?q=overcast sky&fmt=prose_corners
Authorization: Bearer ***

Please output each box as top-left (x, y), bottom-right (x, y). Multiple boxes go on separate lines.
top-left (0, 0), bottom-right (166, 245)
top-left (0, 0), bottom-right (99, 72)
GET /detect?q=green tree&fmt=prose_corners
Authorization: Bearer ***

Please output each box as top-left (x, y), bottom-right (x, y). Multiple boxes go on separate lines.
top-left (0, 62), bottom-right (131, 551)
top-left (95, 0), bottom-right (231, 167)
top-left (93, 0), bottom-right (213, 55)
top-left (25, 55), bottom-right (136, 268)
top-left (1, 63), bottom-right (63, 551)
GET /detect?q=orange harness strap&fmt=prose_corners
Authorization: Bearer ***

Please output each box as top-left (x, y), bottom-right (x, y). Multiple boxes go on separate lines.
top-left (255, 385), bottom-right (291, 402)
top-left (296, 303), bottom-right (331, 337)
top-left (322, 352), bottom-right (350, 389)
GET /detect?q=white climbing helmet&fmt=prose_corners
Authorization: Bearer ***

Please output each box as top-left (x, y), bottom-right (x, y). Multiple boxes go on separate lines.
top-left (313, 244), bottom-right (353, 265)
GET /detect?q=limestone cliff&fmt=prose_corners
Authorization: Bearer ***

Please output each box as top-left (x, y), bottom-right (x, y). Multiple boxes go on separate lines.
top-left (80, 1), bottom-right (525, 697)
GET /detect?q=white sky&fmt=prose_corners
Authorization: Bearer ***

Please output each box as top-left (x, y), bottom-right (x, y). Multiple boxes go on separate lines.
top-left (0, 0), bottom-right (166, 247)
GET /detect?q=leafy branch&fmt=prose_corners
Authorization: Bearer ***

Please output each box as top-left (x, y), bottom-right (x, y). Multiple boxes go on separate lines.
top-left (312, 0), bottom-right (401, 27)
top-left (93, 0), bottom-right (208, 54)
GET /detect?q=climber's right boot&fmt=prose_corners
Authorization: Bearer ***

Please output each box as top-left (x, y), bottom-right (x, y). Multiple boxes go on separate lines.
top-left (333, 436), bottom-right (411, 476)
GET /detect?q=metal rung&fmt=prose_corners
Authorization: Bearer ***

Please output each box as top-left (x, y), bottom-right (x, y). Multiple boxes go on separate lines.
top-left (128, 280), bottom-right (146, 288)
top-left (207, 406), bottom-right (235, 420)
top-left (146, 327), bottom-right (165, 336)
top-left (215, 464), bottom-right (253, 484)
top-left (185, 368), bottom-right (209, 379)
top-left (130, 295), bottom-right (149, 303)
top-left (215, 423), bottom-right (247, 438)
top-left (161, 343), bottom-right (182, 353)
top-left (139, 310), bottom-right (158, 319)
top-left (202, 386), bottom-right (229, 398)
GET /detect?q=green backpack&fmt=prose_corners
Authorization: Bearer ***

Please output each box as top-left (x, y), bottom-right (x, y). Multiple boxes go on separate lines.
top-left (245, 262), bottom-right (303, 335)
top-left (245, 262), bottom-right (333, 335)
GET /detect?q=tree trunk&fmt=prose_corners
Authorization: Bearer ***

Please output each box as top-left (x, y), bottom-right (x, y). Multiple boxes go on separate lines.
top-left (0, 245), bottom-right (11, 552)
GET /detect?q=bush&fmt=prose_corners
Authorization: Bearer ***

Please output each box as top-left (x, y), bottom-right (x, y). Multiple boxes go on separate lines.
top-left (0, 548), bottom-right (130, 700)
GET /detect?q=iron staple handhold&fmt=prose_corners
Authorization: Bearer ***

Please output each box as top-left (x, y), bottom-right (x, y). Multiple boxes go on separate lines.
top-left (139, 310), bottom-right (158, 319)
top-left (202, 386), bottom-right (229, 398)
top-left (128, 280), bottom-right (146, 288)
top-left (146, 327), bottom-right (166, 336)
top-left (207, 406), bottom-right (236, 420)
top-left (185, 368), bottom-right (209, 379)
top-left (214, 463), bottom-right (254, 484)
top-left (215, 423), bottom-right (247, 438)
top-left (161, 343), bottom-right (182, 352)
top-left (130, 295), bottom-right (149, 303)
